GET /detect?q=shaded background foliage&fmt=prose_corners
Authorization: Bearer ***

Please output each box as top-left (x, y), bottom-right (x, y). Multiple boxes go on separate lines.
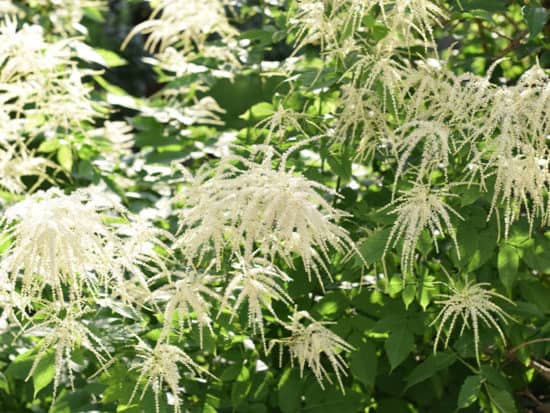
top-left (0, 1), bottom-right (549, 413)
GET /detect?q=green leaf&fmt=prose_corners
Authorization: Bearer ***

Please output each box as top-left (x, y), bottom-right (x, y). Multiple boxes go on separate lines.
top-left (405, 352), bottom-right (456, 389)
top-left (518, 280), bottom-right (550, 313)
top-left (327, 154), bottom-right (352, 181)
top-left (520, 233), bottom-right (550, 273)
top-left (32, 351), bottom-right (55, 398)
top-left (57, 145), bottom-right (73, 172)
top-left (5, 348), bottom-right (36, 380)
top-left (486, 385), bottom-right (517, 413)
top-left (350, 342), bottom-right (378, 387)
top-left (459, 0), bottom-right (508, 12)
top-left (457, 375), bottom-right (481, 408)
top-left (94, 48), bottom-right (128, 67)
top-left (360, 228), bottom-right (391, 263)
top-left (497, 244), bottom-right (519, 295)
top-left (384, 328), bottom-right (414, 371)
top-left (37, 139), bottom-right (60, 153)
top-left (402, 279), bottom-right (416, 310)
top-left (523, 6), bottom-right (549, 39)
top-left (480, 365), bottom-right (510, 390)
top-left (239, 102), bottom-right (274, 121)
top-left (221, 362), bottom-right (243, 382)
top-left (277, 368), bottom-right (302, 413)
top-left (0, 372), bottom-right (8, 394)
top-left (386, 276), bottom-right (403, 298)
top-left (83, 6), bottom-right (105, 22)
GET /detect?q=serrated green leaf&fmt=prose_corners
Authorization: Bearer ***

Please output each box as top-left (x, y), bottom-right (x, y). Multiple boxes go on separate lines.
top-left (327, 154), bottom-right (352, 181)
top-left (37, 139), bottom-right (60, 153)
top-left (384, 328), bottom-right (414, 371)
top-left (498, 244), bottom-right (519, 295)
top-left (95, 48), bottom-right (128, 67)
top-left (402, 281), bottom-right (416, 310)
top-left (221, 362), bottom-right (243, 382)
top-left (405, 352), bottom-right (456, 389)
top-left (480, 365), bottom-right (510, 390)
top-left (239, 102), bottom-right (274, 121)
top-left (486, 384), bottom-right (517, 413)
top-left (350, 342), bottom-right (377, 387)
top-left (277, 368), bottom-right (302, 413)
top-left (360, 228), bottom-right (391, 263)
top-left (523, 6), bottom-right (549, 39)
top-left (57, 145), bottom-right (73, 172)
top-left (32, 351), bottom-right (55, 398)
top-left (457, 375), bottom-right (481, 408)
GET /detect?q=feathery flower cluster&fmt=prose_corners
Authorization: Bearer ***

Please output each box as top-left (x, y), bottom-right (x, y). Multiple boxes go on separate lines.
top-left (24, 305), bottom-right (112, 402)
top-left (384, 184), bottom-right (462, 276)
top-left (0, 17), bottom-right (112, 192)
top-left (220, 255), bottom-right (292, 342)
top-left (129, 341), bottom-right (212, 413)
top-left (122, 0), bottom-right (238, 68)
top-left (5, 0), bottom-right (107, 35)
top-left (291, 0), bottom-right (446, 58)
top-left (431, 279), bottom-right (514, 364)
top-left (152, 267), bottom-right (220, 345)
top-left (0, 143), bottom-right (55, 193)
top-left (0, 188), bottom-right (172, 310)
top-left (175, 146), bottom-right (356, 287)
top-left (0, 188), bottom-right (116, 306)
top-left (269, 310), bottom-right (354, 393)
top-left (0, 19), bottom-right (102, 138)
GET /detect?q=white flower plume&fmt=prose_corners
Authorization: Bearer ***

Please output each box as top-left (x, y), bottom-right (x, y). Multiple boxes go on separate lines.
top-left (0, 143), bottom-right (58, 194)
top-left (152, 267), bottom-right (221, 347)
top-left (24, 305), bottom-right (112, 402)
top-left (0, 188), bottom-right (118, 306)
top-left (122, 0), bottom-right (237, 60)
top-left (175, 145), bottom-right (358, 288)
top-left (384, 184), bottom-right (462, 276)
top-left (431, 278), bottom-right (514, 364)
top-left (269, 310), bottom-right (354, 393)
top-left (219, 255), bottom-right (293, 343)
top-left (129, 340), bottom-right (213, 413)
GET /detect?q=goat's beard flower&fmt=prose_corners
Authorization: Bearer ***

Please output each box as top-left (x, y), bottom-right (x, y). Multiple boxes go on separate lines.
top-left (489, 149), bottom-right (550, 239)
top-left (383, 184), bottom-right (462, 276)
top-left (0, 188), bottom-right (120, 306)
top-left (0, 143), bottom-right (57, 193)
top-left (269, 310), bottom-right (354, 393)
top-left (129, 340), bottom-right (213, 413)
top-left (24, 304), bottom-right (112, 403)
top-left (151, 267), bottom-right (221, 347)
top-left (174, 145), bottom-right (358, 289)
top-left (122, 0), bottom-right (237, 60)
top-left (431, 278), bottom-right (514, 364)
top-left (220, 255), bottom-right (293, 345)
top-left (0, 18), bottom-right (105, 146)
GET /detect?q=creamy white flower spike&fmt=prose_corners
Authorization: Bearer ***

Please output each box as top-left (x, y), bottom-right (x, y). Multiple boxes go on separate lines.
top-left (129, 340), bottom-right (213, 413)
top-left (431, 279), bottom-right (514, 365)
top-left (7, 0), bottom-right (107, 35)
top-left (152, 267), bottom-right (221, 347)
top-left (0, 188), bottom-right (116, 306)
top-left (0, 143), bottom-right (57, 193)
top-left (24, 305), bottom-right (112, 403)
top-left (0, 18), bottom-right (105, 145)
top-left (220, 255), bottom-right (293, 344)
top-left (0, 187), bottom-right (171, 308)
top-left (384, 184), bottom-right (462, 276)
top-left (122, 0), bottom-right (237, 59)
top-left (269, 310), bottom-right (354, 393)
top-left (174, 145), bottom-right (358, 288)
